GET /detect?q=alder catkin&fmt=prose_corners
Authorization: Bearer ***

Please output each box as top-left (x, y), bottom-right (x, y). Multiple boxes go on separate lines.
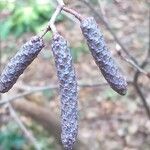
top-left (80, 17), bottom-right (127, 95)
top-left (0, 36), bottom-right (44, 93)
top-left (51, 33), bottom-right (78, 150)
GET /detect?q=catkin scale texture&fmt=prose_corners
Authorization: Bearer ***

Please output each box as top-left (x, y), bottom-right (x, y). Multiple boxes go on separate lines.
top-left (0, 36), bottom-right (44, 93)
top-left (80, 17), bottom-right (127, 95)
top-left (51, 33), bottom-right (78, 150)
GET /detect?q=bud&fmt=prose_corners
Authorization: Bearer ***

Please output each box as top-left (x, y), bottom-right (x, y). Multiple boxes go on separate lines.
top-left (51, 33), bottom-right (78, 150)
top-left (80, 17), bottom-right (127, 95)
top-left (0, 36), bottom-right (44, 93)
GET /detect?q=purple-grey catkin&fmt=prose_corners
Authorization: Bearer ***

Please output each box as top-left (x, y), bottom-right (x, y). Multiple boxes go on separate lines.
top-left (51, 33), bottom-right (78, 150)
top-left (0, 36), bottom-right (44, 93)
top-left (80, 17), bottom-right (127, 95)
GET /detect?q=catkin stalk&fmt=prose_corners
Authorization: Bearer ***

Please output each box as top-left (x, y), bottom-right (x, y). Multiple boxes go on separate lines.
top-left (51, 33), bottom-right (78, 150)
top-left (80, 17), bottom-right (127, 95)
top-left (0, 36), bottom-right (44, 93)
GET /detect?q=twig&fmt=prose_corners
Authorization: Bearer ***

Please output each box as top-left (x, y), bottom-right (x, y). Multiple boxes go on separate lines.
top-left (62, 6), bottom-right (83, 21)
top-left (133, 46), bottom-right (150, 119)
top-left (98, 0), bottom-right (106, 16)
top-left (49, 1), bottom-right (80, 23)
top-left (133, 62), bottom-right (150, 119)
top-left (39, 0), bottom-right (66, 37)
top-left (57, 0), bottom-right (83, 21)
top-left (49, 5), bottom-right (64, 33)
top-left (116, 47), bottom-right (150, 77)
top-left (40, 5), bottom-right (63, 38)
top-left (57, 0), bottom-right (65, 6)
top-left (39, 0), bottom-right (83, 38)
top-left (8, 103), bottom-right (40, 150)
top-left (0, 81), bottom-right (133, 105)
top-left (1, 85), bottom-right (58, 104)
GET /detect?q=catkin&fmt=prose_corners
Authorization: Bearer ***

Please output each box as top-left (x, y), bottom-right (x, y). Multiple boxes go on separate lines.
top-left (0, 36), bottom-right (44, 93)
top-left (80, 17), bottom-right (127, 95)
top-left (51, 33), bottom-right (78, 150)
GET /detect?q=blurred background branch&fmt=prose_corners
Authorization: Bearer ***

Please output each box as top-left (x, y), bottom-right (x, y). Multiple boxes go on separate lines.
top-left (0, 81), bottom-right (134, 106)
top-left (7, 103), bottom-right (40, 150)
top-left (133, 48), bottom-right (150, 119)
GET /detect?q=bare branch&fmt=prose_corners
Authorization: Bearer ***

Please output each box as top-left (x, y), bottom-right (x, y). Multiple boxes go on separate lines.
top-left (57, 0), bottom-right (65, 6)
top-left (40, 5), bottom-right (63, 37)
top-left (133, 46), bottom-right (150, 119)
top-left (49, 5), bottom-right (64, 33)
top-left (116, 46), bottom-right (150, 78)
top-left (8, 103), bottom-right (40, 150)
top-left (50, 1), bottom-right (80, 23)
top-left (57, 0), bottom-right (83, 21)
top-left (62, 6), bottom-right (83, 21)
top-left (0, 81), bottom-right (133, 106)
top-left (39, 1), bottom-right (83, 37)
top-left (97, 0), bottom-right (105, 16)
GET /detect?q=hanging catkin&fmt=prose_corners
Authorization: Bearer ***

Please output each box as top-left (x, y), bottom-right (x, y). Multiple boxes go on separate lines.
top-left (51, 33), bottom-right (78, 150)
top-left (0, 36), bottom-right (44, 93)
top-left (80, 17), bottom-right (127, 95)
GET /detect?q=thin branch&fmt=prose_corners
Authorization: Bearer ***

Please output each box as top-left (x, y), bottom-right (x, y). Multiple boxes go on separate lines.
top-left (8, 103), bottom-right (41, 150)
top-left (0, 81), bottom-right (132, 106)
top-left (116, 47), bottom-right (150, 77)
top-left (39, 0), bottom-right (66, 38)
top-left (0, 85), bottom-right (58, 105)
top-left (97, 0), bottom-right (105, 16)
top-left (49, 1), bottom-right (80, 23)
top-left (57, 0), bottom-right (83, 21)
top-left (57, 0), bottom-right (65, 6)
top-left (133, 46), bottom-right (150, 119)
top-left (39, 1), bottom-right (83, 38)
top-left (40, 5), bottom-right (63, 37)
top-left (133, 62), bottom-right (150, 119)
top-left (62, 6), bottom-right (84, 21)
top-left (49, 5), bottom-right (64, 33)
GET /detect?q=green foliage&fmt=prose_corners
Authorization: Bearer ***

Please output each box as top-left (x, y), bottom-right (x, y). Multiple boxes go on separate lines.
top-left (90, 0), bottom-right (99, 5)
top-left (0, 123), bottom-right (27, 150)
top-left (0, 121), bottom-right (55, 150)
top-left (0, 0), bottom-right (63, 39)
top-left (43, 90), bottom-right (55, 100)
top-left (27, 121), bottom-right (55, 150)
top-left (0, 1), bottom-right (14, 11)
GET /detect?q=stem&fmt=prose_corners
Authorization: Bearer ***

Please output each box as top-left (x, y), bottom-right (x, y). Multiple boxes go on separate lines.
top-left (49, 5), bottom-right (64, 33)
top-left (57, 0), bottom-right (64, 6)
top-left (8, 103), bottom-right (40, 150)
top-left (0, 81), bottom-right (133, 106)
top-left (39, 5), bottom-right (64, 38)
top-left (63, 6), bottom-right (84, 21)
